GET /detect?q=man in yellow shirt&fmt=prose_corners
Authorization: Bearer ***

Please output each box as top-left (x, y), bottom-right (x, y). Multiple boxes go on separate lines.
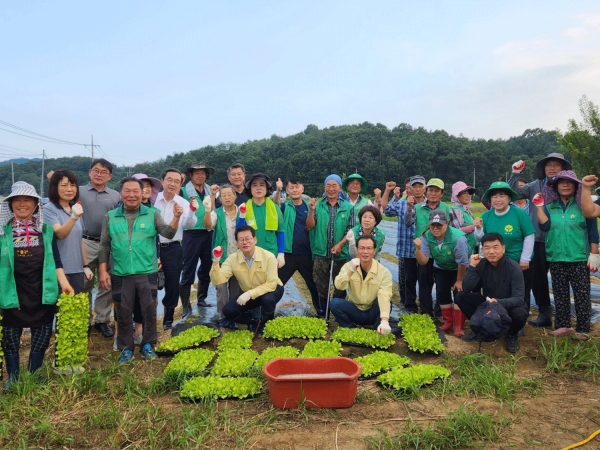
top-left (210, 225), bottom-right (284, 335)
top-left (332, 235), bottom-right (393, 334)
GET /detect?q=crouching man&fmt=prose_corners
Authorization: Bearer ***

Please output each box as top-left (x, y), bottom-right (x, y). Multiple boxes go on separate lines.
top-left (454, 232), bottom-right (528, 353)
top-left (331, 235), bottom-right (393, 334)
top-left (209, 225), bottom-right (284, 336)
top-left (99, 177), bottom-right (181, 364)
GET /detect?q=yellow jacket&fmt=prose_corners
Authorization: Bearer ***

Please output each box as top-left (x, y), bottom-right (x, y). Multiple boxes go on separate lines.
top-left (334, 260), bottom-right (392, 319)
top-left (210, 246), bottom-right (283, 300)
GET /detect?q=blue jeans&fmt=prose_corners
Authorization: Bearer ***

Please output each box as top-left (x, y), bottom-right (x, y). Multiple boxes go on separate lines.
top-left (330, 298), bottom-right (381, 329)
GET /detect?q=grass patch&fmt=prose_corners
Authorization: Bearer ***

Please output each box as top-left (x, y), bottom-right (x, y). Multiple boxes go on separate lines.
top-left (380, 252), bottom-right (398, 264)
top-left (539, 337), bottom-right (600, 382)
top-left (366, 404), bottom-right (515, 449)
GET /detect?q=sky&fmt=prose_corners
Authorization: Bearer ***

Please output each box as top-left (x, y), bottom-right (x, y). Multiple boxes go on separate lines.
top-left (1, 0), bottom-right (599, 166)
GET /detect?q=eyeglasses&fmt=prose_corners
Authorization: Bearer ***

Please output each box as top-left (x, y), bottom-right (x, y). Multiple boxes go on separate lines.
top-left (91, 169), bottom-right (110, 176)
top-left (237, 237), bottom-right (254, 243)
top-left (164, 177), bottom-right (181, 185)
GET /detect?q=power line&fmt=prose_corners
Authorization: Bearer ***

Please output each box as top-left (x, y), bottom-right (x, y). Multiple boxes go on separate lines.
top-left (0, 120), bottom-right (88, 146)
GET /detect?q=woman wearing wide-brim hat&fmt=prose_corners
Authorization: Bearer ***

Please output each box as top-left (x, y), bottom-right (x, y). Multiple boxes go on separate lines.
top-left (534, 171), bottom-right (599, 340)
top-left (474, 181), bottom-right (535, 337)
top-left (508, 152), bottom-right (572, 328)
top-left (0, 181), bottom-right (74, 389)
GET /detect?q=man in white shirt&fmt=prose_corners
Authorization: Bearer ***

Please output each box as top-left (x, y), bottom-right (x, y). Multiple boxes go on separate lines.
top-left (154, 168), bottom-right (198, 330)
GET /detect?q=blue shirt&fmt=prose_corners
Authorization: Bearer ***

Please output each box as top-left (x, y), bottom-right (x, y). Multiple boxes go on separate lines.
top-left (281, 202), bottom-right (311, 255)
top-left (383, 199), bottom-right (415, 259)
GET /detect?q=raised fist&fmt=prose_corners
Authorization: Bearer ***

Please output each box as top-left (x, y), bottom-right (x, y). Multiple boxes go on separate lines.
top-left (385, 181), bottom-right (396, 191)
top-left (212, 246), bottom-right (223, 261)
top-left (582, 175), bottom-right (598, 188)
top-left (350, 258), bottom-right (360, 272)
top-left (512, 160), bottom-right (526, 173)
top-left (189, 196), bottom-right (198, 212)
top-left (71, 202), bottom-right (83, 219)
top-left (202, 196), bottom-right (212, 212)
top-left (532, 193), bottom-right (544, 207)
top-left (239, 203), bottom-right (247, 218)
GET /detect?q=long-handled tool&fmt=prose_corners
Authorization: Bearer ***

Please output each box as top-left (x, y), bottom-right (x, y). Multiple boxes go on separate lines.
top-left (324, 259), bottom-right (334, 323)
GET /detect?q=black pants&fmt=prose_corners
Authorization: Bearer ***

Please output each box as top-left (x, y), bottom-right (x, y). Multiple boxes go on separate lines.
top-left (531, 241), bottom-right (551, 308)
top-left (417, 259), bottom-right (435, 316)
top-left (160, 242), bottom-right (183, 310)
top-left (403, 257), bottom-right (419, 312)
top-left (454, 292), bottom-right (528, 336)
top-left (278, 253), bottom-right (319, 306)
top-left (112, 274), bottom-right (158, 351)
top-left (433, 267), bottom-right (457, 306)
top-left (223, 285), bottom-right (285, 324)
top-left (523, 266), bottom-right (533, 311)
top-left (180, 230), bottom-right (213, 301)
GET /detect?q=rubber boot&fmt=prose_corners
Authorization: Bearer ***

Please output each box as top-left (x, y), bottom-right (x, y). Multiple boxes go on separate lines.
top-left (439, 305), bottom-right (454, 332)
top-left (179, 285), bottom-right (192, 318)
top-left (453, 305), bottom-right (466, 338)
top-left (28, 351), bottom-right (46, 383)
top-left (528, 305), bottom-right (552, 328)
top-left (3, 354), bottom-right (19, 390)
top-left (196, 281), bottom-right (210, 308)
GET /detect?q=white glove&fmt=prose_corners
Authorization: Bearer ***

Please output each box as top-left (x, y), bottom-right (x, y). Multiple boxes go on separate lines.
top-left (350, 258), bottom-right (360, 272)
top-left (588, 253), bottom-right (600, 273)
top-left (277, 253), bottom-right (285, 268)
top-left (512, 160), bottom-right (526, 173)
top-left (377, 320), bottom-right (391, 335)
top-left (237, 292), bottom-right (252, 306)
top-left (201, 196), bottom-right (211, 212)
top-left (71, 203), bottom-right (83, 219)
top-left (83, 267), bottom-right (94, 281)
top-left (346, 229), bottom-right (355, 246)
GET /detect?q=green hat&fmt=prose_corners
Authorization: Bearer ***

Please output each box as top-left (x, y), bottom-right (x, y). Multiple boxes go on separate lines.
top-left (482, 181), bottom-right (519, 203)
top-left (342, 173), bottom-right (368, 194)
top-left (426, 178), bottom-right (444, 190)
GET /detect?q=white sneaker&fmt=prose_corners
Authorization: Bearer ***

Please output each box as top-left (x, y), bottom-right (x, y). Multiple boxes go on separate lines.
top-left (113, 336), bottom-right (119, 352)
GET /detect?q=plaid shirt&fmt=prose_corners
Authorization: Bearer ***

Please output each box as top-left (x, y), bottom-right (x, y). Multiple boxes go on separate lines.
top-left (383, 199), bottom-right (415, 259)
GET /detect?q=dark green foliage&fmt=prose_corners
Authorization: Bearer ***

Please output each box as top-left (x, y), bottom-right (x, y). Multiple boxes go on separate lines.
top-left (2, 123), bottom-right (563, 198)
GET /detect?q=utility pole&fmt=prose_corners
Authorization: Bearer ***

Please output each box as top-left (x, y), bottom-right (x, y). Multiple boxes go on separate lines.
top-left (11, 160), bottom-right (14, 184)
top-left (91, 135), bottom-right (94, 159)
top-left (473, 168), bottom-right (476, 189)
top-left (40, 149), bottom-right (45, 198)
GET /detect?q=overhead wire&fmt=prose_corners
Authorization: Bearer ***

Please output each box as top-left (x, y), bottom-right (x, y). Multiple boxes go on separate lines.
top-left (0, 120), bottom-right (87, 146)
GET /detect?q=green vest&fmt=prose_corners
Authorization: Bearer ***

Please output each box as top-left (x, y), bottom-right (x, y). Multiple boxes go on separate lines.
top-left (351, 196), bottom-right (370, 216)
top-left (545, 199), bottom-right (589, 263)
top-left (107, 205), bottom-right (158, 276)
top-left (351, 225), bottom-right (386, 258)
top-left (0, 222), bottom-right (58, 309)
top-left (310, 199), bottom-right (352, 261)
top-left (283, 199), bottom-right (309, 253)
top-left (450, 205), bottom-right (476, 254)
top-left (212, 207), bottom-right (238, 264)
top-left (181, 182), bottom-right (208, 230)
top-left (415, 201), bottom-right (451, 238)
top-left (424, 226), bottom-right (465, 270)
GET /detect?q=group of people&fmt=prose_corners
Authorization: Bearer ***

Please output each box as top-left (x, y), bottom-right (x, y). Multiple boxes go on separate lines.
top-left (384, 152), bottom-right (599, 352)
top-left (1, 151), bottom-right (599, 386)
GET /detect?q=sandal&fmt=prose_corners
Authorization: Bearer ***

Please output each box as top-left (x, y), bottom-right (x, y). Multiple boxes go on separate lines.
top-left (573, 332), bottom-right (590, 341)
top-left (549, 327), bottom-right (574, 336)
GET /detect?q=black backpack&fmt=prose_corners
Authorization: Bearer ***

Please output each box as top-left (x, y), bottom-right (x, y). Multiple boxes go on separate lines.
top-left (469, 301), bottom-right (512, 343)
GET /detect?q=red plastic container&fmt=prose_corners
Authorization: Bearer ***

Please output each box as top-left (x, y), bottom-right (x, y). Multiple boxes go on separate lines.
top-left (263, 357), bottom-right (361, 409)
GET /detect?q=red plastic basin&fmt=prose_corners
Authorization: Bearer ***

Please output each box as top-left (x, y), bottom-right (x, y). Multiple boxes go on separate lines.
top-left (263, 357), bottom-right (362, 409)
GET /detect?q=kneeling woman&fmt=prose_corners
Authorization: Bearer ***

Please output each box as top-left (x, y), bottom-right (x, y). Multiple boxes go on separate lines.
top-left (346, 205), bottom-right (385, 260)
top-left (1, 182), bottom-right (74, 387)
top-left (414, 210), bottom-right (469, 336)
top-left (535, 171), bottom-right (599, 340)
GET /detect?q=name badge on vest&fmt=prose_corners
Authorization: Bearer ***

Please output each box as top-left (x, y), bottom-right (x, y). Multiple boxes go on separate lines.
top-left (140, 224), bottom-right (146, 229)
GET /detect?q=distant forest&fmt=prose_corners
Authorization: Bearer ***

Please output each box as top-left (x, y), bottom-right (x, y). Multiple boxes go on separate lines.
top-left (1, 123), bottom-right (563, 200)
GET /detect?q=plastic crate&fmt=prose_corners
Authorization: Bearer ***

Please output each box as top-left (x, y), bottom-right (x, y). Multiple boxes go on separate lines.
top-left (263, 357), bottom-right (361, 409)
